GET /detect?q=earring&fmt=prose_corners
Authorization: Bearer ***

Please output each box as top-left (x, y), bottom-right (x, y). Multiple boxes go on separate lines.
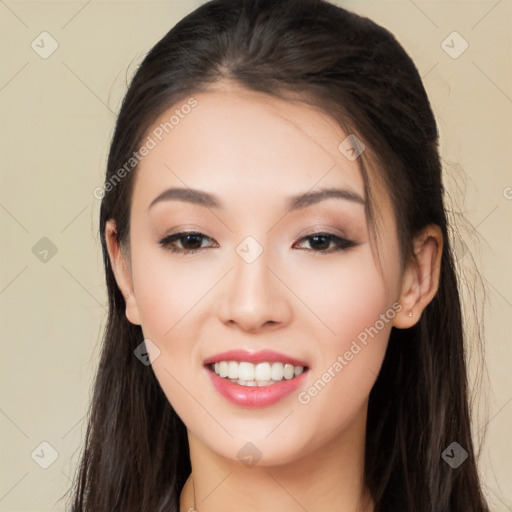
top-left (408, 310), bottom-right (413, 317)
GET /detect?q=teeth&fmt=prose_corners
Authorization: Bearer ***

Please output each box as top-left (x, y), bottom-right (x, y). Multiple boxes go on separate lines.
top-left (239, 362), bottom-right (255, 381)
top-left (234, 379), bottom-right (274, 387)
top-left (271, 362), bottom-right (284, 381)
top-left (228, 361), bottom-right (238, 379)
top-left (218, 361), bottom-right (228, 378)
top-left (255, 362), bottom-right (271, 381)
top-left (211, 360), bottom-right (306, 384)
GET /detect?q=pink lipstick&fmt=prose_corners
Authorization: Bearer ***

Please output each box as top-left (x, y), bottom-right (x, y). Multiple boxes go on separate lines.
top-left (203, 349), bottom-right (310, 408)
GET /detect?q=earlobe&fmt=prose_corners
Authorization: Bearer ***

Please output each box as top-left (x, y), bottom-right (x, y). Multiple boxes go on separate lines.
top-left (392, 267), bottom-right (417, 329)
top-left (392, 224), bottom-right (443, 329)
top-left (105, 220), bottom-right (141, 325)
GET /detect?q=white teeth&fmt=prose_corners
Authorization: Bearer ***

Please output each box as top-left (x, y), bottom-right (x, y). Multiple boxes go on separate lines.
top-left (240, 379), bottom-right (258, 387)
top-left (271, 362), bottom-right (284, 381)
top-left (238, 362), bottom-right (255, 381)
top-left (233, 378), bottom-right (277, 387)
top-left (283, 363), bottom-right (295, 380)
top-left (219, 361), bottom-right (228, 378)
top-left (211, 360), bottom-right (306, 385)
top-left (254, 362), bottom-right (271, 381)
top-left (228, 361), bottom-right (238, 379)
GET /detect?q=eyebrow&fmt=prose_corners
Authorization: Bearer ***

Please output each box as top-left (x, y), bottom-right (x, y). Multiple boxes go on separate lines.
top-left (148, 186), bottom-right (365, 211)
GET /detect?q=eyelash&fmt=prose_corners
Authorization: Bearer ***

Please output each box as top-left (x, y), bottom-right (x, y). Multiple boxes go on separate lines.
top-left (158, 231), bottom-right (357, 255)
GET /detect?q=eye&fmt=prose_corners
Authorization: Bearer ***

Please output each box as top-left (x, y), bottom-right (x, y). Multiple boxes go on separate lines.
top-left (293, 232), bottom-right (357, 254)
top-left (158, 231), bottom-right (218, 254)
top-left (158, 230), bottom-right (357, 255)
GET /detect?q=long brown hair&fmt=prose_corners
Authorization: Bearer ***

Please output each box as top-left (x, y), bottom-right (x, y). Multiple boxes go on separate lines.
top-left (64, 1), bottom-right (490, 510)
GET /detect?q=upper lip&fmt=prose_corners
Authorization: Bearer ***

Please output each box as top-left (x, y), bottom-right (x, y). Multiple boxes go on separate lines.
top-left (203, 349), bottom-right (309, 368)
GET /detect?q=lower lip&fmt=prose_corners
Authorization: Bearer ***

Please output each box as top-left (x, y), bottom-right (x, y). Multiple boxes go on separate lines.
top-left (205, 366), bottom-right (309, 408)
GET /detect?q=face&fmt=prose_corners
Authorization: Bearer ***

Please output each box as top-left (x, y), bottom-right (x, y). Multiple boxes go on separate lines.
top-left (109, 81), bottom-right (406, 466)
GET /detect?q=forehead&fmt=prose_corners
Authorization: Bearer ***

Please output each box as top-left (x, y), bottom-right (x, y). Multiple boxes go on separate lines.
top-left (132, 82), bottom-right (373, 215)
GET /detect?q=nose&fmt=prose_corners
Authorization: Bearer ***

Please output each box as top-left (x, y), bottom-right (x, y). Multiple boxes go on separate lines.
top-left (216, 243), bottom-right (293, 333)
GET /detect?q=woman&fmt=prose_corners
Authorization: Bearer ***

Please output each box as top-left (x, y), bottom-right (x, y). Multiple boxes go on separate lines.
top-left (67, 0), bottom-right (490, 510)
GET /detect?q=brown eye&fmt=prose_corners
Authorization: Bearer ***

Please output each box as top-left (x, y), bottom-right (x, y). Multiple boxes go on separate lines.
top-left (293, 232), bottom-right (357, 254)
top-left (158, 232), bottom-right (217, 254)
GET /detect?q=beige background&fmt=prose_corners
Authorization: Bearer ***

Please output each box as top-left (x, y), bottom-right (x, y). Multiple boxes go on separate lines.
top-left (0, 0), bottom-right (510, 510)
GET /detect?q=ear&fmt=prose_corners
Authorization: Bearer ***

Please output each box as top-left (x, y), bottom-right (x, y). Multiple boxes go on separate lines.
top-left (105, 219), bottom-right (141, 325)
top-left (392, 224), bottom-right (443, 329)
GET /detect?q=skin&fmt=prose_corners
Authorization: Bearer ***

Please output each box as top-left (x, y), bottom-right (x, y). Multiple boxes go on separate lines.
top-left (105, 80), bottom-right (443, 512)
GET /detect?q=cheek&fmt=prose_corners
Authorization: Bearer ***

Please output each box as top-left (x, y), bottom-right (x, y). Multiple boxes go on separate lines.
top-left (129, 246), bottom-right (208, 421)
top-left (128, 244), bottom-right (218, 394)
top-left (289, 251), bottom-right (395, 414)
top-left (284, 248), bottom-right (393, 351)
top-left (130, 244), bottom-right (208, 339)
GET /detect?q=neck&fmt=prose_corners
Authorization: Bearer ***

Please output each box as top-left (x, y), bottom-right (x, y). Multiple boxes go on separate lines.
top-left (179, 409), bottom-right (373, 512)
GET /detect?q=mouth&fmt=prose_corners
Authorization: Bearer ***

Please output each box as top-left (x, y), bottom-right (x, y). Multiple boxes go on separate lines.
top-left (203, 349), bottom-right (310, 407)
top-left (206, 360), bottom-right (308, 387)
top-left (203, 348), bottom-right (310, 385)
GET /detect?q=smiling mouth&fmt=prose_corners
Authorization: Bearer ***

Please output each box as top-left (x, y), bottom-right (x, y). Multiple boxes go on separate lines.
top-left (207, 360), bottom-right (309, 387)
